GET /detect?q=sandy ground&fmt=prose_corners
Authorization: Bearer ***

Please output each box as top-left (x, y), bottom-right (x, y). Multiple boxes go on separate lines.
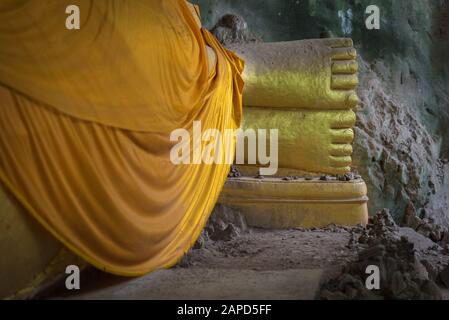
top-left (43, 222), bottom-right (449, 300)
top-left (179, 228), bottom-right (356, 271)
top-left (44, 227), bottom-right (356, 300)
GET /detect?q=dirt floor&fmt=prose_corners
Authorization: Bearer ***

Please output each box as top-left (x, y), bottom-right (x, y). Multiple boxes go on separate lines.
top-left (42, 207), bottom-right (449, 300)
top-left (44, 227), bottom-right (353, 300)
top-left (179, 227), bottom-right (356, 271)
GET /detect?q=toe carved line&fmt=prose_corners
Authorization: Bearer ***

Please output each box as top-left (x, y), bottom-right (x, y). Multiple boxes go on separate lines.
top-left (329, 155), bottom-right (352, 167)
top-left (331, 61), bottom-right (358, 74)
top-left (331, 74), bottom-right (358, 90)
top-left (331, 128), bottom-right (354, 144)
top-left (331, 47), bottom-right (357, 60)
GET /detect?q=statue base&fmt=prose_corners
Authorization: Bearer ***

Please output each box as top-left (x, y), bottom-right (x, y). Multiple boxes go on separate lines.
top-left (218, 175), bottom-right (369, 229)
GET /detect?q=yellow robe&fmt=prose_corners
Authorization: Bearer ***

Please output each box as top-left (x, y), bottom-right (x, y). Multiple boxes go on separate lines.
top-left (0, 0), bottom-right (244, 275)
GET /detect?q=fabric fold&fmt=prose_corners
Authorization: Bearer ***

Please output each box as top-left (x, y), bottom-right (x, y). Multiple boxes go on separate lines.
top-left (0, 0), bottom-right (244, 275)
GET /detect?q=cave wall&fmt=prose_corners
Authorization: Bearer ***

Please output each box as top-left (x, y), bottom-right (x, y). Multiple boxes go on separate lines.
top-left (193, 0), bottom-right (449, 223)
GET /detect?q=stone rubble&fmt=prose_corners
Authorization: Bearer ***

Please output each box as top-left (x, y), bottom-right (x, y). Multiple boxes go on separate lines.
top-left (402, 202), bottom-right (449, 247)
top-left (400, 202), bottom-right (449, 288)
top-left (336, 173), bottom-right (356, 182)
top-left (319, 175), bottom-right (331, 181)
top-left (182, 202), bottom-right (449, 298)
top-left (320, 209), bottom-right (444, 300)
top-left (204, 204), bottom-right (247, 242)
top-left (439, 265), bottom-right (449, 288)
top-left (227, 165), bottom-right (241, 178)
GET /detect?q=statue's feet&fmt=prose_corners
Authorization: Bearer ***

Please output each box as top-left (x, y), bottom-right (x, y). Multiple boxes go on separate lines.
top-left (229, 37), bottom-right (359, 110)
top-left (233, 38), bottom-right (359, 174)
top-left (241, 107), bottom-right (355, 174)
top-left (328, 38), bottom-right (358, 105)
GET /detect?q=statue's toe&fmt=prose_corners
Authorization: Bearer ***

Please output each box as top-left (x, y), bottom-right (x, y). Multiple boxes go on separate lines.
top-left (331, 60), bottom-right (358, 74)
top-left (331, 74), bottom-right (358, 90)
top-left (330, 110), bottom-right (356, 129)
top-left (321, 38), bottom-right (353, 48)
top-left (330, 143), bottom-right (353, 157)
top-left (345, 92), bottom-right (359, 108)
top-left (329, 155), bottom-right (352, 168)
top-left (328, 91), bottom-right (359, 108)
top-left (331, 47), bottom-right (357, 60)
top-left (331, 128), bottom-right (354, 144)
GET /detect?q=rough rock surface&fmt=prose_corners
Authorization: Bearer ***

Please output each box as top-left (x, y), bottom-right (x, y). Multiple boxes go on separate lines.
top-left (210, 14), bottom-right (260, 45)
top-left (402, 202), bottom-right (449, 247)
top-left (354, 57), bottom-right (449, 221)
top-left (440, 265), bottom-right (449, 289)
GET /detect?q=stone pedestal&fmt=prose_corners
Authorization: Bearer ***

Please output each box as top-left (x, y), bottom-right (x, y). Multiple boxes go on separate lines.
top-left (219, 175), bottom-right (368, 228)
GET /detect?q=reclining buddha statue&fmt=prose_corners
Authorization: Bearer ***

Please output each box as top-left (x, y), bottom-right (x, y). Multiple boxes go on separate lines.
top-left (0, 0), bottom-right (367, 298)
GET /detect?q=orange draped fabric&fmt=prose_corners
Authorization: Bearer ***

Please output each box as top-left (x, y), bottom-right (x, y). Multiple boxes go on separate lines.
top-left (0, 0), bottom-right (244, 275)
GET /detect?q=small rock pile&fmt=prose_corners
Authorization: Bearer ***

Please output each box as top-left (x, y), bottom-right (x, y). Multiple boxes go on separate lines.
top-left (402, 202), bottom-right (449, 249)
top-left (320, 209), bottom-right (442, 300)
top-left (201, 204), bottom-right (248, 244)
top-left (227, 165), bottom-right (241, 178)
top-left (316, 224), bottom-right (352, 233)
top-left (177, 205), bottom-right (248, 267)
top-left (336, 172), bottom-right (361, 182)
